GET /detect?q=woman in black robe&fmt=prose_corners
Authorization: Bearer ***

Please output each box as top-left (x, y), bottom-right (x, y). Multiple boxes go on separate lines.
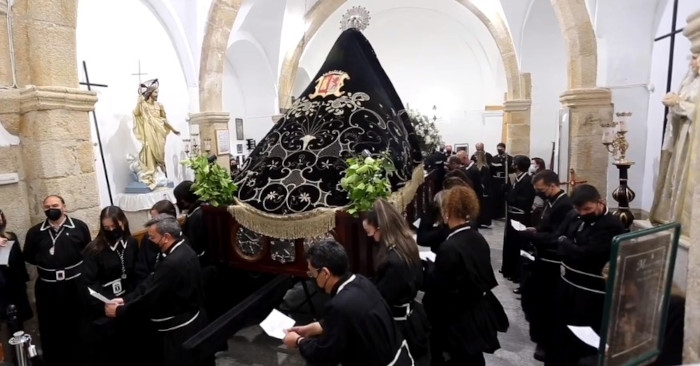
top-left (0, 208), bottom-right (32, 362)
top-left (82, 206), bottom-right (139, 366)
top-left (424, 186), bottom-right (508, 366)
top-left (363, 198), bottom-right (430, 365)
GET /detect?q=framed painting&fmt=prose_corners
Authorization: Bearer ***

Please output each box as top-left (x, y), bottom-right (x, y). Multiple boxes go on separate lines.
top-left (236, 144), bottom-right (243, 154)
top-left (235, 118), bottom-right (244, 140)
top-left (216, 129), bottom-right (231, 155)
top-left (454, 143), bottom-right (469, 156)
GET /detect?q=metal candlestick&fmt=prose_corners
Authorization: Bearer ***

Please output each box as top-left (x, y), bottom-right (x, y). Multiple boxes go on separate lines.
top-left (601, 112), bottom-right (636, 230)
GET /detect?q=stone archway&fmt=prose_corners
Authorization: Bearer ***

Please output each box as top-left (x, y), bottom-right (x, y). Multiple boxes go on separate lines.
top-left (549, 0), bottom-right (597, 89)
top-left (549, 0), bottom-right (610, 193)
top-left (199, 0), bottom-right (244, 112)
top-left (278, 0), bottom-right (525, 109)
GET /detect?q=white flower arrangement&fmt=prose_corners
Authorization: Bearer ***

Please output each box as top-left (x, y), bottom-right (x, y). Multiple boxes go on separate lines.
top-left (406, 108), bottom-right (444, 157)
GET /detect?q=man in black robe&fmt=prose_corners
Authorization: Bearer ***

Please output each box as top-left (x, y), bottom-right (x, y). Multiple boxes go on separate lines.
top-left (106, 214), bottom-right (212, 366)
top-left (501, 155), bottom-right (535, 285)
top-left (546, 184), bottom-right (624, 366)
top-left (470, 142), bottom-right (493, 164)
top-left (23, 195), bottom-right (91, 366)
top-left (174, 181), bottom-right (209, 262)
top-left (519, 170), bottom-right (574, 361)
top-left (283, 240), bottom-right (412, 366)
top-left (490, 143), bottom-right (512, 219)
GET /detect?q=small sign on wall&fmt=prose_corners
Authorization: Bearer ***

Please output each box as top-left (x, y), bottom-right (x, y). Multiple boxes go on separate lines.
top-left (216, 129), bottom-right (230, 155)
top-left (235, 118), bottom-right (244, 140)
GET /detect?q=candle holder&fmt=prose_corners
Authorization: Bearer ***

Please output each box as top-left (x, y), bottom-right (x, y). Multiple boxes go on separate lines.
top-left (185, 134), bottom-right (205, 158)
top-left (601, 112), bottom-right (636, 230)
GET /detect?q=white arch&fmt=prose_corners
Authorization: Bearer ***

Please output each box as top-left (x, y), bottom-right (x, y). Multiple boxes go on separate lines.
top-left (140, 0), bottom-right (197, 87)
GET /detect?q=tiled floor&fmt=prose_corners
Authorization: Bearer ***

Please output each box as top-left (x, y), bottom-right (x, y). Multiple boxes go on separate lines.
top-left (216, 220), bottom-right (543, 366)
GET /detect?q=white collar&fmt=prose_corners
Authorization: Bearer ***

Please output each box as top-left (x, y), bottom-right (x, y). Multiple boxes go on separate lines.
top-left (446, 225), bottom-right (471, 240)
top-left (110, 239), bottom-right (127, 251)
top-left (336, 274), bottom-right (356, 294)
top-left (466, 161), bottom-right (475, 170)
top-left (161, 240), bottom-right (184, 257)
top-left (186, 206), bottom-right (201, 218)
top-left (548, 191), bottom-right (566, 207)
top-left (40, 216), bottom-right (75, 231)
top-left (516, 172), bottom-right (527, 182)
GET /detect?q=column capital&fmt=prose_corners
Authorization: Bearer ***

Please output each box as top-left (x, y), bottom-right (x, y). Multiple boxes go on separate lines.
top-left (503, 99), bottom-right (531, 112)
top-left (684, 10), bottom-right (700, 53)
top-left (19, 86), bottom-right (97, 113)
top-left (188, 111), bottom-right (230, 125)
top-left (559, 88), bottom-right (612, 107)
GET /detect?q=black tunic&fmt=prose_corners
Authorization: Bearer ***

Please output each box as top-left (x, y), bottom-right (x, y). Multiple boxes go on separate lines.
top-left (82, 237), bottom-right (139, 366)
top-left (134, 236), bottom-right (160, 284)
top-left (181, 203), bottom-right (209, 261)
top-left (298, 274), bottom-right (409, 366)
top-left (116, 239), bottom-right (209, 366)
top-left (0, 232), bottom-right (32, 323)
top-left (374, 250), bottom-right (430, 364)
top-left (424, 225), bottom-right (508, 362)
top-left (521, 190), bottom-right (574, 346)
top-left (477, 165), bottom-right (493, 227)
top-left (416, 214), bottom-right (449, 254)
top-left (488, 153), bottom-right (512, 219)
top-left (501, 173), bottom-right (535, 279)
top-left (547, 210), bottom-right (624, 366)
top-left (24, 216), bottom-right (91, 366)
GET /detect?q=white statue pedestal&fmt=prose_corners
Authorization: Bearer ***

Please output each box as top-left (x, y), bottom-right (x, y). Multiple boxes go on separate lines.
top-left (116, 188), bottom-right (176, 229)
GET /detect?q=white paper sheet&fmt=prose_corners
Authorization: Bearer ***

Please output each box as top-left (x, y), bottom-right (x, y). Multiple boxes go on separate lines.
top-left (419, 251), bottom-right (436, 262)
top-left (520, 250), bottom-right (535, 261)
top-left (88, 287), bottom-right (112, 304)
top-left (260, 309), bottom-right (296, 340)
top-left (412, 218), bottom-right (421, 228)
top-left (0, 241), bottom-right (14, 265)
top-left (510, 220), bottom-right (527, 231)
top-left (568, 325), bottom-right (601, 349)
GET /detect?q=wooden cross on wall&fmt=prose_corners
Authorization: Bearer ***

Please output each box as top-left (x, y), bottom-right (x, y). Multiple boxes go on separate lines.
top-left (560, 168), bottom-right (587, 192)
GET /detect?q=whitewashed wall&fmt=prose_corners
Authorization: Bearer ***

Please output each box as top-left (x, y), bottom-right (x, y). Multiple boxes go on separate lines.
top-left (77, 0), bottom-right (192, 208)
top-left (297, 0), bottom-right (508, 151)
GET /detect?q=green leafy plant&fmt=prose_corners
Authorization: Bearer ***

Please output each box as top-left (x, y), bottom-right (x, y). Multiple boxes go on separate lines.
top-left (339, 152), bottom-right (396, 216)
top-left (181, 156), bottom-right (237, 207)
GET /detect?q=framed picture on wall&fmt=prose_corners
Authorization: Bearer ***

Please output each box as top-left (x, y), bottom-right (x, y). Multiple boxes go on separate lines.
top-left (236, 144), bottom-right (243, 154)
top-left (216, 129), bottom-right (231, 155)
top-left (454, 143), bottom-right (469, 156)
top-left (235, 118), bottom-right (244, 140)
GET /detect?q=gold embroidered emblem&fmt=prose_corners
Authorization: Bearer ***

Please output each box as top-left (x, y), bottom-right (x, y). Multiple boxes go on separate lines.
top-left (309, 71), bottom-right (350, 99)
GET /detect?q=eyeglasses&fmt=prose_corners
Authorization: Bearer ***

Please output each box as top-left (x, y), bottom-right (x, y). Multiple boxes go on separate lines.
top-left (307, 267), bottom-right (323, 278)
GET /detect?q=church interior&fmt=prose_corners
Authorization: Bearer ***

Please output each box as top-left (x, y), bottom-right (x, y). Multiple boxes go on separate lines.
top-left (1, 0), bottom-right (700, 365)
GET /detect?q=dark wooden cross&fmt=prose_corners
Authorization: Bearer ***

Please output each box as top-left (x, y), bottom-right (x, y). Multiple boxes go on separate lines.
top-left (79, 60), bottom-right (113, 205)
top-left (131, 60), bottom-right (148, 84)
top-left (560, 168), bottom-right (587, 192)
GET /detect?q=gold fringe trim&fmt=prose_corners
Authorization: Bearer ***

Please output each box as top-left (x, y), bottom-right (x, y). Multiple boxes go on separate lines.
top-left (388, 165), bottom-right (425, 212)
top-left (228, 199), bottom-right (343, 239)
top-left (227, 165), bottom-right (425, 239)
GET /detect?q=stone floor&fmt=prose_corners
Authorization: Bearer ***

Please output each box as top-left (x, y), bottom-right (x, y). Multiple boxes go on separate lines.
top-left (215, 220), bottom-right (543, 366)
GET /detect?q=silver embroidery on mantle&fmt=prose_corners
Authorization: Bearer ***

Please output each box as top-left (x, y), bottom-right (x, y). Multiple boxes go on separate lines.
top-left (233, 93), bottom-right (417, 216)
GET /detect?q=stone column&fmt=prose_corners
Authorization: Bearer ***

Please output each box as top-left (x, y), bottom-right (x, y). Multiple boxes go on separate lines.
top-left (19, 87), bottom-right (99, 225)
top-left (683, 8), bottom-right (700, 364)
top-left (189, 111), bottom-right (231, 171)
top-left (559, 88), bottom-right (612, 194)
top-left (503, 73), bottom-right (532, 156)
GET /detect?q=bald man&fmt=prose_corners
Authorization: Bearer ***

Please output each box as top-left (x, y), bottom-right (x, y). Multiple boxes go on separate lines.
top-left (470, 142), bottom-right (493, 164)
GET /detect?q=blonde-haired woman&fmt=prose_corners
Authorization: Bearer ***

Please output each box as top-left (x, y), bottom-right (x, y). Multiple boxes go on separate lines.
top-left (424, 186), bottom-right (508, 366)
top-left (363, 199), bottom-right (430, 365)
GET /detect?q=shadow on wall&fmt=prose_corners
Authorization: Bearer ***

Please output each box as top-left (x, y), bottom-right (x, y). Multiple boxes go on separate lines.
top-left (106, 114), bottom-right (139, 194)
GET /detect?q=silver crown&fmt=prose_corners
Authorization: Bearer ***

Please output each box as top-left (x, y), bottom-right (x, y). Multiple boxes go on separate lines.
top-left (340, 6), bottom-right (371, 31)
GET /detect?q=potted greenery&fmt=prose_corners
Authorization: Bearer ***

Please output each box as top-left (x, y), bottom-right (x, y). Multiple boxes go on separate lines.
top-left (181, 155), bottom-right (237, 207)
top-left (339, 151), bottom-right (395, 216)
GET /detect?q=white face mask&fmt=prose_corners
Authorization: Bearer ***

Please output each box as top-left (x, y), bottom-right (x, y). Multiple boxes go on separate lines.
top-left (528, 165), bottom-right (537, 174)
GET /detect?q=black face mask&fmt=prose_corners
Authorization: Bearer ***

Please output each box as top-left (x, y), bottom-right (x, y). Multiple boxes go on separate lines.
top-left (497, 149), bottom-right (505, 155)
top-left (536, 191), bottom-right (548, 200)
top-left (580, 212), bottom-right (599, 224)
top-left (105, 228), bottom-right (123, 242)
top-left (44, 208), bottom-right (62, 221)
top-left (176, 201), bottom-right (187, 212)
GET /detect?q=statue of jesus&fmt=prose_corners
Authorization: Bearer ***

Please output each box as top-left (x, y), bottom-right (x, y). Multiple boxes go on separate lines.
top-left (650, 54), bottom-right (699, 230)
top-left (132, 79), bottom-right (180, 190)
